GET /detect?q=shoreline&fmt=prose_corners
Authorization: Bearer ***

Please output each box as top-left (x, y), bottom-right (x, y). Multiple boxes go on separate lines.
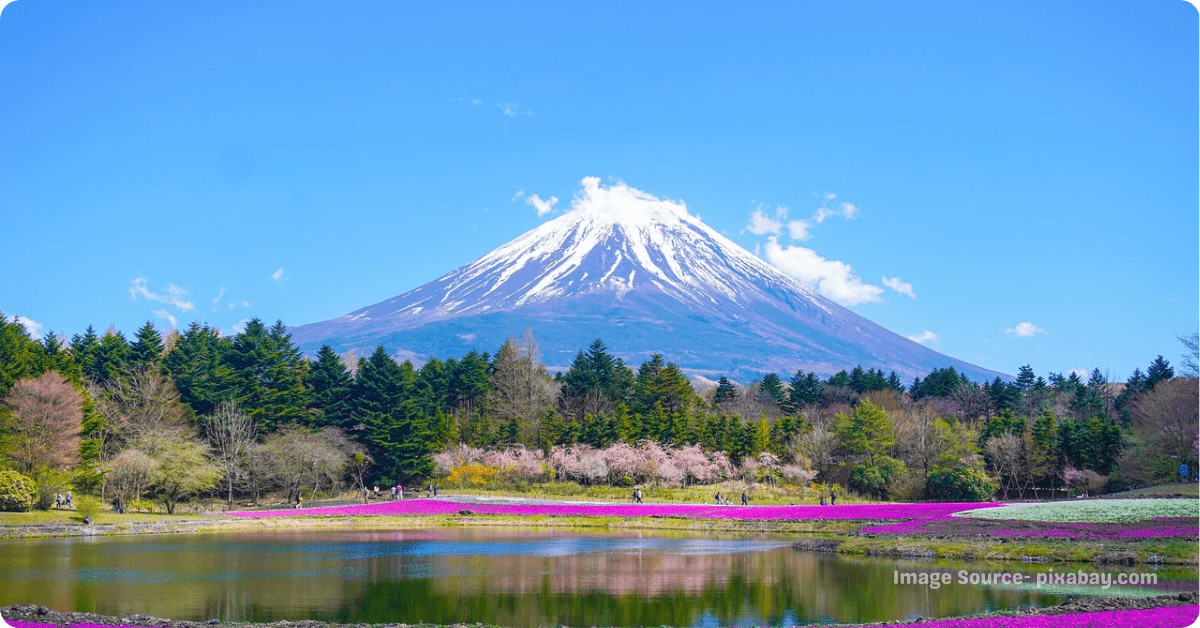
top-left (4, 595), bottom-right (1197, 628)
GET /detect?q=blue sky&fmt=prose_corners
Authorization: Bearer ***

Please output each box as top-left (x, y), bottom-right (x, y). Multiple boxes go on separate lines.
top-left (1, 0), bottom-right (1196, 382)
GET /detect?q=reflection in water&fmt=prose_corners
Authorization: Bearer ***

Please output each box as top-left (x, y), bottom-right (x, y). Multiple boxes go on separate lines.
top-left (0, 528), bottom-right (1193, 627)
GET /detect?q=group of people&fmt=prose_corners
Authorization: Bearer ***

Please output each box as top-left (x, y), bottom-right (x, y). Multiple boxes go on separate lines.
top-left (54, 491), bottom-right (73, 509)
top-left (818, 492), bottom-right (837, 505)
top-left (362, 483), bottom-right (441, 502)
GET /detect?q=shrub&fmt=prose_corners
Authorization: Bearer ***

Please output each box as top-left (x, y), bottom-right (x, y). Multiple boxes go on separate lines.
top-left (926, 467), bottom-right (997, 502)
top-left (75, 495), bottom-right (101, 524)
top-left (0, 470), bottom-right (37, 512)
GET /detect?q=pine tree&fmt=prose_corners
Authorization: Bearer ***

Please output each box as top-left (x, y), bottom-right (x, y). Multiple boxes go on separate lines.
top-left (91, 329), bottom-right (132, 385)
top-left (162, 322), bottom-right (234, 417)
top-left (759, 372), bottom-right (785, 406)
top-left (306, 345), bottom-right (354, 430)
top-left (1014, 365), bottom-right (1037, 392)
top-left (1145, 356), bottom-right (1174, 390)
top-left (713, 376), bottom-right (736, 405)
top-left (130, 321), bottom-right (164, 368)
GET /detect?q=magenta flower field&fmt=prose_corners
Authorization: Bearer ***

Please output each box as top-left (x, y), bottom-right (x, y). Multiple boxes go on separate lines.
top-left (861, 514), bottom-right (1200, 539)
top-left (226, 499), bottom-right (1001, 521)
top-left (7, 605), bottom-right (1198, 628)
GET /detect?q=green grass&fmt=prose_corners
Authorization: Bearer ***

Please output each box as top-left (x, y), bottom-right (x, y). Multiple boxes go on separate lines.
top-left (954, 498), bottom-right (1199, 523)
top-left (0, 509), bottom-right (213, 527)
top-left (1105, 483), bottom-right (1199, 498)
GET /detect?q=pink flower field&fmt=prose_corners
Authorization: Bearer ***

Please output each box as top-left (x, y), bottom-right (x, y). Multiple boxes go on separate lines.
top-left (7, 605), bottom-right (1198, 628)
top-left (226, 498), bottom-right (1001, 521)
top-left (860, 514), bottom-right (1200, 539)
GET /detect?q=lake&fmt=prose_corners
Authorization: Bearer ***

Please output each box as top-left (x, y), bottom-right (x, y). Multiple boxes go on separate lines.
top-left (1, 528), bottom-right (1193, 626)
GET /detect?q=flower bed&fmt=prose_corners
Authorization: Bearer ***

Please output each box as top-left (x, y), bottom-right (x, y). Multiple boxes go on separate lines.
top-left (861, 514), bottom-right (1199, 539)
top-left (953, 499), bottom-right (1198, 524)
top-left (226, 498), bottom-right (1001, 521)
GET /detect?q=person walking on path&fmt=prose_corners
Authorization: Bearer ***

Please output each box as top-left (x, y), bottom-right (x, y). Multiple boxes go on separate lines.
top-left (830, 491), bottom-right (837, 505)
top-left (634, 488), bottom-right (643, 503)
top-left (740, 491), bottom-right (749, 506)
top-left (65, 491), bottom-right (72, 508)
top-left (433, 483), bottom-right (438, 497)
top-left (398, 485), bottom-right (404, 500)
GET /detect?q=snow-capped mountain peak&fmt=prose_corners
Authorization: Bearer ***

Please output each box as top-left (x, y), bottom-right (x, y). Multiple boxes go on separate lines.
top-left (290, 178), bottom-right (1003, 383)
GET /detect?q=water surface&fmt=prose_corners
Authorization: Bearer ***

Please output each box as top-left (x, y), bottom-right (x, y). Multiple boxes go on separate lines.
top-left (1, 528), bottom-right (1193, 626)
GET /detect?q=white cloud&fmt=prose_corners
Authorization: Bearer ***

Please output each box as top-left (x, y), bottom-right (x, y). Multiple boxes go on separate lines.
top-left (511, 189), bottom-right (525, 201)
top-left (787, 220), bottom-right (812, 241)
top-left (525, 193), bottom-right (559, 217)
top-left (745, 208), bottom-right (783, 236)
top-left (1005, 321), bottom-right (1045, 338)
top-left (470, 98), bottom-right (481, 106)
top-left (271, 267), bottom-right (285, 282)
top-left (907, 330), bottom-right (939, 344)
top-left (211, 287), bottom-right (226, 311)
top-left (882, 276), bottom-right (916, 299)
top-left (763, 237), bottom-right (884, 306)
top-left (129, 277), bottom-right (195, 311)
top-left (823, 192), bottom-right (837, 201)
top-left (230, 318), bottom-right (250, 335)
top-left (154, 310), bottom-right (177, 329)
top-left (813, 198), bottom-right (859, 223)
top-left (15, 315), bottom-right (43, 340)
top-left (840, 202), bottom-right (859, 219)
top-left (497, 102), bottom-right (533, 118)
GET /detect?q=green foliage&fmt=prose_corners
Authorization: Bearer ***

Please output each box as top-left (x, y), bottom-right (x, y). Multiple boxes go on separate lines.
top-left (74, 494), bottom-right (101, 524)
top-left (849, 457), bottom-right (905, 499)
top-left (712, 376), bottom-right (736, 405)
top-left (130, 321), bottom-right (164, 368)
top-left (925, 466), bottom-right (997, 502)
top-left (0, 469), bottom-right (37, 512)
top-left (835, 400), bottom-right (894, 464)
top-left (306, 345), bottom-right (354, 430)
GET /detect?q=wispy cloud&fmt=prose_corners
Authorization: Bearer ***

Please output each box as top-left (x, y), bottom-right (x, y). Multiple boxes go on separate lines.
top-left (154, 310), bottom-right (177, 329)
top-left (524, 193), bottom-right (558, 217)
top-left (882, 276), bottom-right (916, 299)
top-left (271, 267), bottom-right (286, 283)
top-left (211, 287), bottom-right (226, 311)
top-left (129, 277), bottom-right (195, 311)
top-left (512, 189), bottom-right (525, 201)
top-left (763, 237), bottom-right (884, 306)
top-left (497, 102), bottom-right (533, 118)
top-left (15, 315), bottom-right (43, 340)
top-left (907, 330), bottom-right (939, 344)
top-left (230, 318), bottom-right (250, 335)
top-left (1005, 321), bottom-right (1045, 338)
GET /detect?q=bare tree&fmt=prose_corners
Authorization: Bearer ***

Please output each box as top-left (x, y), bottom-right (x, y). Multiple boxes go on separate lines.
top-left (96, 366), bottom-right (190, 457)
top-left (261, 426), bottom-right (353, 503)
top-left (1132, 377), bottom-right (1199, 474)
top-left (205, 401), bottom-right (258, 508)
top-left (796, 422), bottom-right (838, 481)
top-left (488, 329), bottom-right (558, 444)
top-left (1179, 333), bottom-right (1199, 378)
top-left (102, 448), bottom-right (158, 512)
top-left (2, 372), bottom-right (83, 475)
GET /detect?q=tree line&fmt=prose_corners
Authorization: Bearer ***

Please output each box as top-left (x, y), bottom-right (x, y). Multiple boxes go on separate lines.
top-left (0, 313), bottom-right (1195, 511)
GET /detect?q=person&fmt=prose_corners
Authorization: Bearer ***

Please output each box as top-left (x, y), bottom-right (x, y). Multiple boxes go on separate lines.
top-left (830, 491), bottom-right (837, 506)
top-left (741, 491), bottom-right (748, 506)
top-left (373, 485), bottom-right (380, 500)
top-left (427, 483), bottom-right (433, 498)
top-left (819, 496), bottom-right (826, 506)
top-left (714, 492), bottom-right (722, 505)
top-left (55, 493), bottom-right (63, 508)
top-left (65, 491), bottom-right (73, 508)
top-left (433, 483), bottom-right (438, 497)
top-left (295, 494), bottom-right (303, 509)
top-left (391, 485), bottom-right (397, 500)
top-left (397, 485), bottom-right (404, 500)
top-left (634, 488), bottom-right (643, 504)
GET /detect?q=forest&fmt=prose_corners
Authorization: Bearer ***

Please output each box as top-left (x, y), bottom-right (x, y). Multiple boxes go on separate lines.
top-left (0, 313), bottom-right (1196, 512)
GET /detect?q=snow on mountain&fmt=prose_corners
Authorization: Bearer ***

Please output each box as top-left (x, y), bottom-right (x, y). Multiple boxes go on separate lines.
top-left (290, 178), bottom-right (1005, 383)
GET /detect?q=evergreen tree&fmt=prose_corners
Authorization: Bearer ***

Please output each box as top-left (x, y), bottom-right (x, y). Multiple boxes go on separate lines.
top-left (713, 376), bottom-right (736, 405)
top-left (827, 370), bottom-right (850, 389)
top-left (354, 346), bottom-right (431, 481)
top-left (91, 329), bottom-right (132, 385)
top-left (759, 372), bottom-right (785, 405)
top-left (226, 319), bottom-right (307, 432)
top-left (130, 321), bottom-right (164, 368)
top-left (1145, 355), bottom-right (1174, 390)
top-left (633, 354), bottom-right (694, 417)
top-left (785, 370), bottom-right (822, 413)
top-left (69, 326), bottom-right (100, 381)
top-left (1014, 365), bottom-right (1036, 392)
top-left (559, 339), bottom-right (633, 421)
top-left (162, 322), bottom-right (234, 417)
top-left (306, 345), bottom-right (354, 430)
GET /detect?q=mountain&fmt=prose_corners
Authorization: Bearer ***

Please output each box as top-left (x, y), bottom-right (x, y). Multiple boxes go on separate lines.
top-left (290, 178), bottom-right (1005, 384)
